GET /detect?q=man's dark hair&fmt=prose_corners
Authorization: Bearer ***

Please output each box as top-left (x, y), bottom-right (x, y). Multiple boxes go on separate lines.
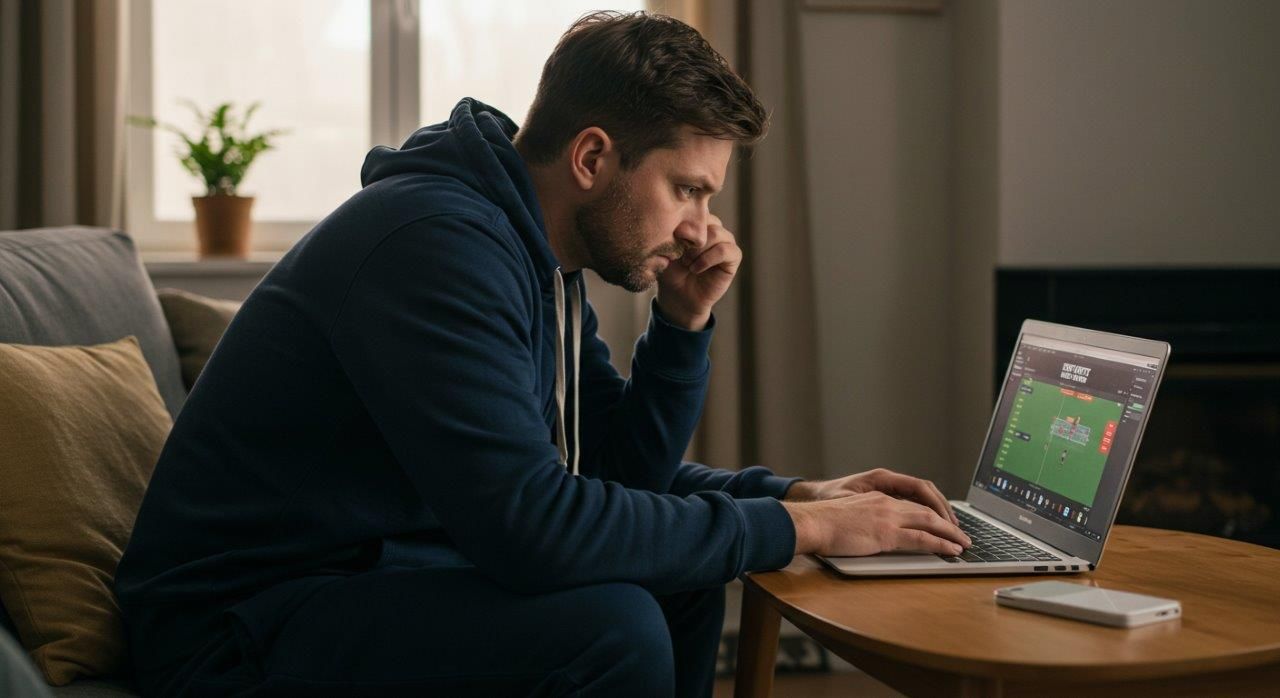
top-left (516, 11), bottom-right (768, 169)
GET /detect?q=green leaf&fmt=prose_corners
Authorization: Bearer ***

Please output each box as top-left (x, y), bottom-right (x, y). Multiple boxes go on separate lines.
top-left (242, 102), bottom-right (261, 130)
top-left (125, 100), bottom-right (286, 196)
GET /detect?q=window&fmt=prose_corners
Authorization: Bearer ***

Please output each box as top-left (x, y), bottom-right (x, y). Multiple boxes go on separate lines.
top-left (127, 0), bottom-right (644, 255)
top-left (418, 0), bottom-right (614, 126)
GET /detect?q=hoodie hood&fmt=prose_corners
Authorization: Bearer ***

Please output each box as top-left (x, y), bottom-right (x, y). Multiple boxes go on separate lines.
top-left (360, 98), bottom-right (561, 289)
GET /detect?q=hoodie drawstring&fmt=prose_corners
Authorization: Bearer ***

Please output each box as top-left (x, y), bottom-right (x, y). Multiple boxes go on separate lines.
top-left (553, 268), bottom-right (582, 475)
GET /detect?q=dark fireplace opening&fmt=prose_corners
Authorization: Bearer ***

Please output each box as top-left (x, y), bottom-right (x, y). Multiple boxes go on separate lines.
top-left (996, 269), bottom-right (1280, 549)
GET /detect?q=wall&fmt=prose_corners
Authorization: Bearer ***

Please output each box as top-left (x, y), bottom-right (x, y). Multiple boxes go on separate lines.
top-left (998, 0), bottom-right (1280, 266)
top-left (948, 0), bottom-right (1001, 493)
top-left (799, 0), bottom-right (1280, 494)
top-left (801, 8), bottom-right (956, 488)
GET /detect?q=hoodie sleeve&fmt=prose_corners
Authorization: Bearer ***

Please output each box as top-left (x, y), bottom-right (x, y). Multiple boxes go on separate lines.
top-left (575, 296), bottom-right (709, 492)
top-left (668, 462), bottom-right (803, 500)
top-left (328, 214), bottom-right (795, 594)
top-left (575, 297), bottom-right (802, 501)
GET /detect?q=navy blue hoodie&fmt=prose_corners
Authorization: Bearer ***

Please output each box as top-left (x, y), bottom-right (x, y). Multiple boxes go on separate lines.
top-left (116, 99), bottom-right (798, 679)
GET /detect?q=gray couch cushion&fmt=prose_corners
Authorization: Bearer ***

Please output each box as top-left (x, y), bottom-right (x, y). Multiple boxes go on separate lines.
top-left (0, 227), bottom-right (185, 418)
top-left (1, 627), bottom-right (52, 697)
top-left (0, 228), bottom-right (167, 697)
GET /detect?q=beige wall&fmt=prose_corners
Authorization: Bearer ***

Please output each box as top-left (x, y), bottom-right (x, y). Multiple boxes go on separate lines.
top-left (796, 0), bottom-right (1279, 494)
top-left (949, 0), bottom-right (1001, 494)
top-left (801, 10), bottom-right (957, 488)
top-left (997, 0), bottom-right (1280, 266)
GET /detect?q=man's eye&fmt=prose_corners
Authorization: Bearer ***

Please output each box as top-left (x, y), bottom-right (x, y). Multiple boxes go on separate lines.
top-left (680, 185), bottom-right (698, 198)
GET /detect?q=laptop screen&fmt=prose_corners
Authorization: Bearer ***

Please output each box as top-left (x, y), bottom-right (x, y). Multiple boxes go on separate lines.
top-left (971, 334), bottom-right (1162, 543)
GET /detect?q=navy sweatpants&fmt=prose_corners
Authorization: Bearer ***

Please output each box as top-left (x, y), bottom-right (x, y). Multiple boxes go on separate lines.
top-left (154, 565), bottom-right (726, 697)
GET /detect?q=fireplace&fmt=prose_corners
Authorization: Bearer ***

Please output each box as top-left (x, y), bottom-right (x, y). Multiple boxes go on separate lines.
top-left (996, 269), bottom-right (1280, 549)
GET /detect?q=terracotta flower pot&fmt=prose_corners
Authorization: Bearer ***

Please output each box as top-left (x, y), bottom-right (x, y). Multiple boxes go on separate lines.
top-left (192, 195), bottom-right (254, 259)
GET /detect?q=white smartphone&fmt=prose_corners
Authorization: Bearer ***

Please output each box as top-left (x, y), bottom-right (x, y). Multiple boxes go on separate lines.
top-left (994, 581), bottom-right (1181, 628)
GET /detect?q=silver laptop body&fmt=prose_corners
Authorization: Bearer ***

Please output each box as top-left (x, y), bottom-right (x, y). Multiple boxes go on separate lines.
top-left (820, 320), bottom-right (1170, 577)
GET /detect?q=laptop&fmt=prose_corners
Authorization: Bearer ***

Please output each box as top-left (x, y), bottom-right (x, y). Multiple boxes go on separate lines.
top-left (819, 319), bottom-right (1170, 577)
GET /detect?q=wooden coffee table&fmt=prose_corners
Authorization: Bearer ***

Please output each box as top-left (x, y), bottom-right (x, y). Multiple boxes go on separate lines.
top-left (734, 526), bottom-right (1280, 697)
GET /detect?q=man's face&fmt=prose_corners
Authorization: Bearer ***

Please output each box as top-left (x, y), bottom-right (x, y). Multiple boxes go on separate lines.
top-left (575, 131), bottom-right (733, 292)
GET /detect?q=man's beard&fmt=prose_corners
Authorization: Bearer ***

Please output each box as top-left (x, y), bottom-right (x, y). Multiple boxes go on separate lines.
top-left (575, 175), bottom-right (681, 293)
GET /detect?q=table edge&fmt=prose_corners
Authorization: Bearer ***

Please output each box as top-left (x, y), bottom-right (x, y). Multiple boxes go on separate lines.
top-left (741, 526), bottom-right (1280, 681)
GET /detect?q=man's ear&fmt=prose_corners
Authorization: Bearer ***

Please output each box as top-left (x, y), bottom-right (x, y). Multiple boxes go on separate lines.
top-left (568, 127), bottom-right (616, 193)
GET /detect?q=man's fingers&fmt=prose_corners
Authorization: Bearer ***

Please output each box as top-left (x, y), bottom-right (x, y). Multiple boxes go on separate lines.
top-left (896, 527), bottom-right (964, 556)
top-left (927, 480), bottom-right (958, 524)
top-left (918, 481), bottom-right (953, 525)
top-left (682, 220), bottom-right (734, 259)
top-left (687, 241), bottom-right (741, 274)
top-left (884, 472), bottom-right (954, 526)
top-left (896, 499), bottom-right (969, 546)
top-left (903, 505), bottom-right (970, 548)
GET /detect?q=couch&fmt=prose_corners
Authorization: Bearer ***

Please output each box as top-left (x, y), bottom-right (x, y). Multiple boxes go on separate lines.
top-left (0, 226), bottom-right (241, 697)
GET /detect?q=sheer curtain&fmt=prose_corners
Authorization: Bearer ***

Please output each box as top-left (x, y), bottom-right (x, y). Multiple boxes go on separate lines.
top-left (0, 0), bottom-right (129, 230)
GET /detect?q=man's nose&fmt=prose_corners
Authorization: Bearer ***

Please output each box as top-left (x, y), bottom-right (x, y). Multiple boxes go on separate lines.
top-left (675, 217), bottom-right (707, 251)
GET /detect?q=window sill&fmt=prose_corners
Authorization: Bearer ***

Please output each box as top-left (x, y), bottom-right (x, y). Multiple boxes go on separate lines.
top-left (141, 250), bottom-right (284, 269)
top-left (143, 252), bottom-right (282, 301)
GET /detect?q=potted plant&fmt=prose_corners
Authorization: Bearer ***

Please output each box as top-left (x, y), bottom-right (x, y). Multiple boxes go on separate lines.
top-left (129, 102), bottom-right (285, 258)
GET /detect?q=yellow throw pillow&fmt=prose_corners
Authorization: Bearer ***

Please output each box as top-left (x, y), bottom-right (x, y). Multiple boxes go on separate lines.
top-left (0, 336), bottom-right (172, 685)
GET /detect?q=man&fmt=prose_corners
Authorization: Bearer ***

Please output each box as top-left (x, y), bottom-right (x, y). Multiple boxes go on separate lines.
top-left (116, 11), bottom-right (969, 697)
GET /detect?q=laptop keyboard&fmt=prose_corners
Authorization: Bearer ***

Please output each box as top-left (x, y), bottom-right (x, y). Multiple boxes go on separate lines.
top-left (939, 509), bottom-right (1062, 564)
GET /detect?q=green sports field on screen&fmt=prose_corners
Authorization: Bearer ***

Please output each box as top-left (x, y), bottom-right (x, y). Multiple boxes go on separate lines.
top-left (994, 377), bottom-right (1124, 506)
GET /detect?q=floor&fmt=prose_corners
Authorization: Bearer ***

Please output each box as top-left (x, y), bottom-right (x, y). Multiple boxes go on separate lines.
top-left (713, 671), bottom-right (904, 697)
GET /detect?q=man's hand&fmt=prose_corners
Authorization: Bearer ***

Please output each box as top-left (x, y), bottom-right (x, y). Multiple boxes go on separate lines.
top-left (782, 492), bottom-right (970, 558)
top-left (780, 468), bottom-right (969, 558)
top-left (655, 214), bottom-right (741, 330)
top-left (784, 468), bottom-right (958, 525)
